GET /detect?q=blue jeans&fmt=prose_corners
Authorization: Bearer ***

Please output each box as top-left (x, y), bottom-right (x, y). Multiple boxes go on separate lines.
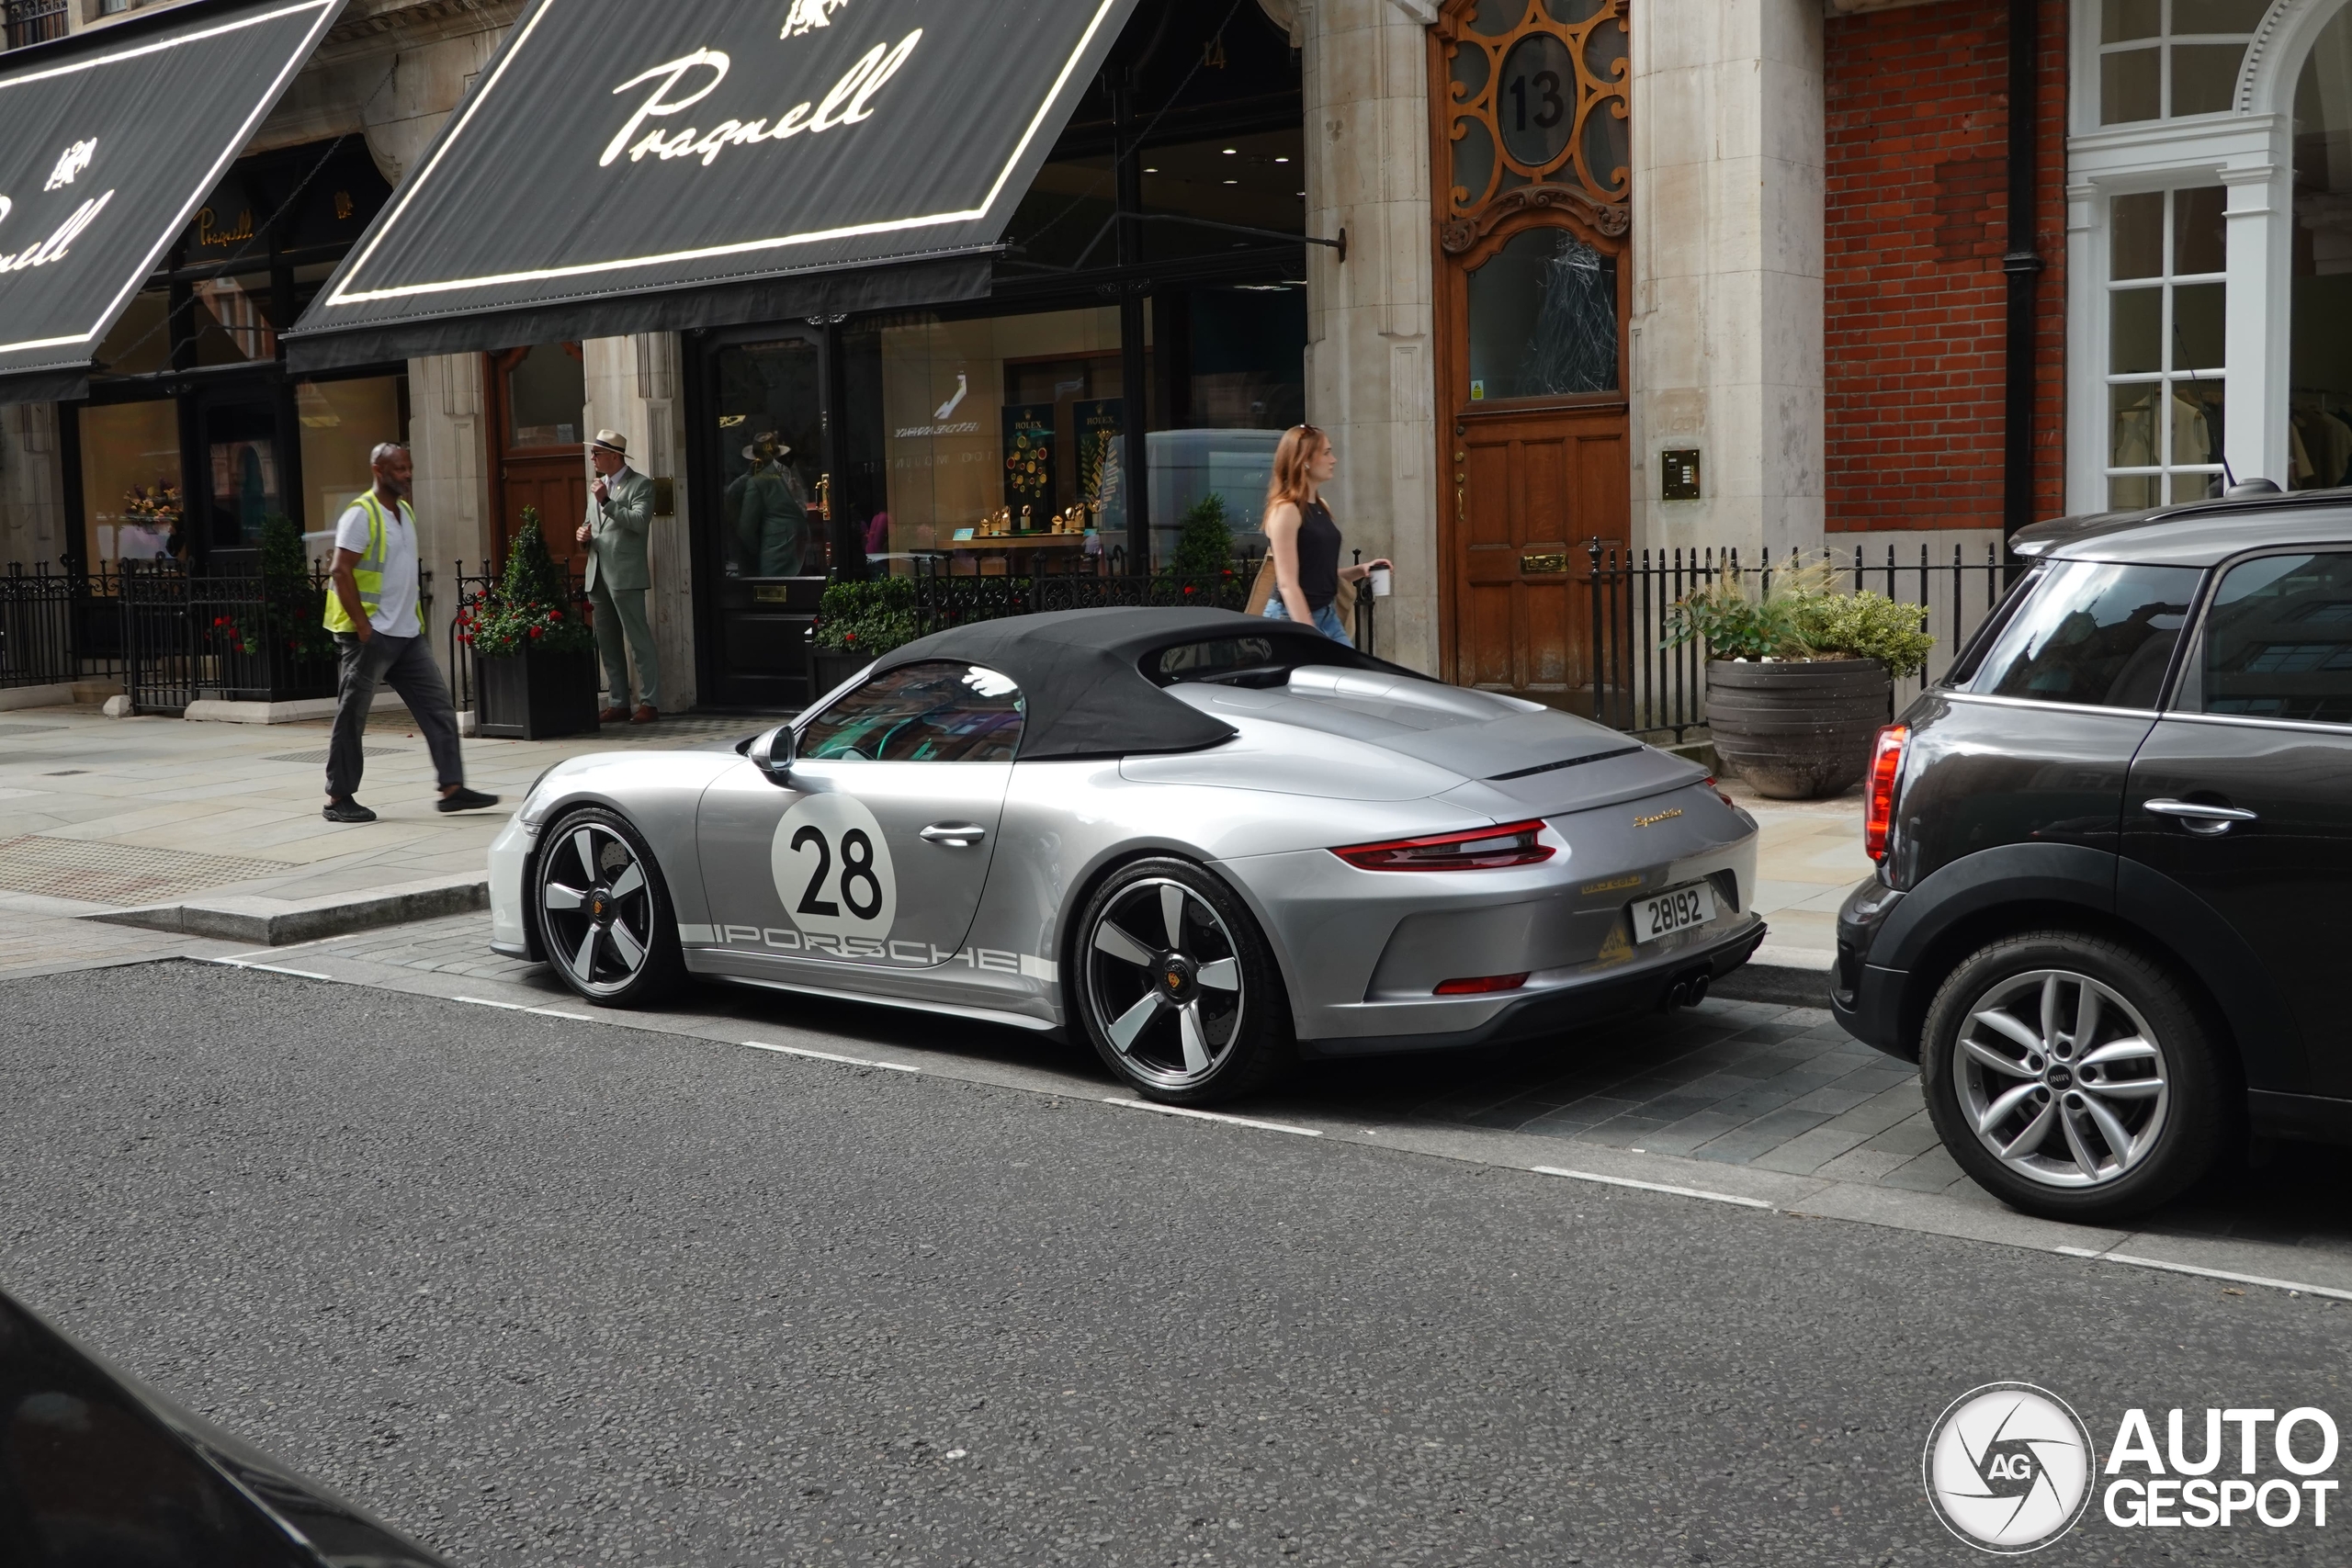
top-left (1262, 595), bottom-right (1353, 647)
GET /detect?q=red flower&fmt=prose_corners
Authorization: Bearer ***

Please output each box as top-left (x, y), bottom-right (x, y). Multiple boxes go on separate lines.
top-left (548, 610), bottom-right (561, 621)
top-left (212, 616), bottom-right (226, 626)
top-left (528, 626), bottom-right (542, 639)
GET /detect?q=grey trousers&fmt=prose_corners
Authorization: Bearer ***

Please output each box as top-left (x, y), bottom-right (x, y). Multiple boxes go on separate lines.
top-left (589, 580), bottom-right (661, 708)
top-left (328, 632), bottom-right (464, 801)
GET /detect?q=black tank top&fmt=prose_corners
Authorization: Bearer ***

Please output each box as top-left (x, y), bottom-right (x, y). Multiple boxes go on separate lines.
top-left (1295, 497), bottom-right (1341, 610)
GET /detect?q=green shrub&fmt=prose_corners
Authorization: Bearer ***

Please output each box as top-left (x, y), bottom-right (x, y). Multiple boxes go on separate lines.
top-left (815, 574), bottom-right (918, 657)
top-left (461, 509), bottom-right (596, 658)
top-left (1166, 492), bottom-right (1234, 578)
top-left (1664, 554), bottom-right (1933, 678)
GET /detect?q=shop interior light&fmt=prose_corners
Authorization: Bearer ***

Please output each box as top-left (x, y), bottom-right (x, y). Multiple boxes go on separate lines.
top-left (1275, 155), bottom-right (1289, 163)
top-left (1222, 147), bottom-right (1238, 154)
top-left (1224, 179), bottom-right (1238, 186)
top-left (1331, 820), bottom-right (1554, 872)
top-left (1143, 166), bottom-right (1158, 173)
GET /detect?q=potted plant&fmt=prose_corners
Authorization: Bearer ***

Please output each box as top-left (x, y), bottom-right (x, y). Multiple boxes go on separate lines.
top-left (1664, 558), bottom-right (1932, 799)
top-left (808, 574), bottom-right (917, 696)
top-left (464, 510), bottom-right (600, 739)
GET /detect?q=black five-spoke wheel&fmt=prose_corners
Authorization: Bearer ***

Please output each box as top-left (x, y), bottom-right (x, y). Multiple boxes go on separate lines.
top-left (534, 808), bottom-right (683, 1006)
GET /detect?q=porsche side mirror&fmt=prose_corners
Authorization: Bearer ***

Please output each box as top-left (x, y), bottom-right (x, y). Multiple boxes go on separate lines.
top-left (749, 723), bottom-right (796, 783)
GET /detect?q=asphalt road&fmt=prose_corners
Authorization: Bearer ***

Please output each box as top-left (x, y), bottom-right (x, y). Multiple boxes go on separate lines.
top-left (2, 962), bottom-right (2344, 1566)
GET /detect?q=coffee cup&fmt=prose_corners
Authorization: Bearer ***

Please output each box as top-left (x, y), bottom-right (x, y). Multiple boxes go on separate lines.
top-left (1368, 566), bottom-right (1393, 597)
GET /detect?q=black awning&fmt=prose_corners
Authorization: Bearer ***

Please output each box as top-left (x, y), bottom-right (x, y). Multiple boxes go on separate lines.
top-left (0, 0), bottom-right (345, 404)
top-left (285, 0), bottom-right (1141, 372)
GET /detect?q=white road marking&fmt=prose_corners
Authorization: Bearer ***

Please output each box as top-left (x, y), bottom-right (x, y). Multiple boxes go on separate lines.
top-left (1102, 1098), bottom-right (1323, 1136)
top-left (2054, 1245), bottom-right (2352, 1302)
top-left (1531, 1166), bottom-right (1775, 1210)
top-left (742, 1040), bottom-right (921, 1073)
top-left (526, 1007), bottom-right (594, 1021)
top-left (453, 995), bottom-right (526, 1010)
top-left (209, 958), bottom-right (333, 980)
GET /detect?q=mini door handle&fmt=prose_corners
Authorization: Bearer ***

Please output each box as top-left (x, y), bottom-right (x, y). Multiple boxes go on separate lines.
top-left (2145, 798), bottom-right (2256, 835)
top-left (921, 822), bottom-right (987, 846)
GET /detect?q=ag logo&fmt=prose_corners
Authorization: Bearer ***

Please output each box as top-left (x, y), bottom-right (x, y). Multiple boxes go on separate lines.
top-left (772, 792), bottom-right (896, 941)
top-left (1924, 1382), bottom-right (2096, 1553)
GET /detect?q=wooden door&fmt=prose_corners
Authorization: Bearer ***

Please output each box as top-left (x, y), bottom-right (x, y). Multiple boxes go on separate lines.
top-left (489, 343), bottom-right (589, 577)
top-left (1454, 406), bottom-right (1624, 696)
top-left (1430, 0), bottom-right (1630, 707)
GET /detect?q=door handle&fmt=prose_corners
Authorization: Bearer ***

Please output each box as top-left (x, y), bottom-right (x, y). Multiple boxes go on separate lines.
top-left (2145, 798), bottom-right (2257, 836)
top-left (920, 822), bottom-right (988, 847)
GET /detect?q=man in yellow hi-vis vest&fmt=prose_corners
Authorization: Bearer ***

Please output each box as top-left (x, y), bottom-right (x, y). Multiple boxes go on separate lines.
top-left (323, 443), bottom-right (498, 824)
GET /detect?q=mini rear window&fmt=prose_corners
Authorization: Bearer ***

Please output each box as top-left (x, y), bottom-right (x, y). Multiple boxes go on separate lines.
top-left (1963, 560), bottom-right (2203, 710)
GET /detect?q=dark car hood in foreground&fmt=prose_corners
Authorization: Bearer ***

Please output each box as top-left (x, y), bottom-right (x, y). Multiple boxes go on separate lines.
top-left (0, 1286), bottom-right (449, 1568)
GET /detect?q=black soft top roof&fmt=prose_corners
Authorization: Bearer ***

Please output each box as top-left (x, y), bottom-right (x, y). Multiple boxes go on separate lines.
top-left (869, 607), bottom-right (1408, 760)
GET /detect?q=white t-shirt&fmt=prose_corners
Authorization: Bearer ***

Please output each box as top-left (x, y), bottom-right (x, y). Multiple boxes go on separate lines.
top-left (333, 493), bottom-right (421, 638)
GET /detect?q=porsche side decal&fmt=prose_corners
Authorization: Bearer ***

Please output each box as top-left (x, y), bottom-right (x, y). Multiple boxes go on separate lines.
top-left (683, 920), bottom-right (1056, 982)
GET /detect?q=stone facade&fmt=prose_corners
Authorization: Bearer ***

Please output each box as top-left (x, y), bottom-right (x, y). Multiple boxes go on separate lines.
top-left (1627, 0), bottom-right (1827, 561)
top-left (1304, 0), bottom-right (1442, 672)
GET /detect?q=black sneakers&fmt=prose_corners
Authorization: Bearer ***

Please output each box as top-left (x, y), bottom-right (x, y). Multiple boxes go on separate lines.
top-left (323, 798), bottom-right (377, 824)
top-left (436, 787), bottom-right (501, 814)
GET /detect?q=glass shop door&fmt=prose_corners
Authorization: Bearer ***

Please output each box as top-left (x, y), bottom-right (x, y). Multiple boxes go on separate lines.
top-left (701, 329), bottom-right (831, 709)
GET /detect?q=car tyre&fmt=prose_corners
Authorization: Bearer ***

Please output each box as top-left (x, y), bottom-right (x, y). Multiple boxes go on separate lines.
top-left (1071, 856), bottom-right (1292, 1106)
top-left (532, 807), bottom-right (685, 1008)
top-left (1920, 931), bottom-right (2224, 1223)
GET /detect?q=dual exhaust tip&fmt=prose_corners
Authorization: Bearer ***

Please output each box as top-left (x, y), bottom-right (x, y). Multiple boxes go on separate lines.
top-left (1661, 966), bottom-right (1712, 1011)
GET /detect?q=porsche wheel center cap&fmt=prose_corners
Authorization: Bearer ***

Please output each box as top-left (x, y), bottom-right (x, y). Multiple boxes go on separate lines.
top-left (1159, 954), bottom-right (1194, 998)
top-left (588, 887), bottom-right (611, 924)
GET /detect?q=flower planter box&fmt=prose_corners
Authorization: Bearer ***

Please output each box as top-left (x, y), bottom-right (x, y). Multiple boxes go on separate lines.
top-left (477, 647), bottom-right (599, 739)
top-left (1704, 658), bottom-right (1890, 800)
top-left (809, 649), bottom-right (867, 699)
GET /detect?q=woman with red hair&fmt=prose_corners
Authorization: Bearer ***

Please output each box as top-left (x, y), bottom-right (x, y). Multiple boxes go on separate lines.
top-left (1260, 423), bottom-right (1388, 646)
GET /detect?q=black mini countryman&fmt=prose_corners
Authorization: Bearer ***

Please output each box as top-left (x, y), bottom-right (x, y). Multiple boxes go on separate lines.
top-left (1833, 491), bottom-right (2352, 1222)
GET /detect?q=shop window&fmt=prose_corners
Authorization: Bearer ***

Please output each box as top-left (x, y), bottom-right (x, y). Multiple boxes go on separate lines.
top-left (2290, 7), bottom-right (2352, 491)
top-left (1004, 154), bottom-right (1116, 271)
top-left (78, 401), bottom-right (184, 566)
top-left (1465, 226), bottom-right (1620, 400)
top-left (2098, 0), bottom-right (2267, 125)
top-left (2105, 186), bottom-right (2227, 507)
top-left (92, 287), bottom-right (172, 378)
top-left (714, 339), bottom-right (826, 580)
top-left (296, 377), bottom-right (407, 539)
top-left (191, 272), bottom-right (279, 367)
top-left (1139, 129), bottom-right (1305, 261)
top-left (505, 343), bottom-right (585, 450)
top-left (869, 306), bottom-right (1130, 564)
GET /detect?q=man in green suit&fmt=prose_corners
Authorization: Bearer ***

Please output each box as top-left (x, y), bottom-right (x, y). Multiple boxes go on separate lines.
top-left (576, 428), bottom-right (662, 724)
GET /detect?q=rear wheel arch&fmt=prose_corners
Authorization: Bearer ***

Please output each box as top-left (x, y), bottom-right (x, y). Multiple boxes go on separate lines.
top-left (1902, 901), bottom-right (2244, 1106)
top-left (1056, 846), bottom-right (1303, 1021)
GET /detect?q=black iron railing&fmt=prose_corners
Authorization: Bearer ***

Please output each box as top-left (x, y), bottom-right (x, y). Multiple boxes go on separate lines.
top-left (3, 562), bottom-right (430, 712)
top-left (4, 0), bottom-right (68, 50)
top-left (1588, 540), bottom-right (2018, 741)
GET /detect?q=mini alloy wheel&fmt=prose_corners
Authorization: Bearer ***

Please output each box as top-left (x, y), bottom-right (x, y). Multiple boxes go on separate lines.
top-left (1951, 968), bottom-right (2168, 1189)
top-left (535, 809), bottom-right (683, 1005)
top-left (1075, 860), bottom-right (1288, 1103)
top-left (1921, 932), bottom-right (2222, 1222)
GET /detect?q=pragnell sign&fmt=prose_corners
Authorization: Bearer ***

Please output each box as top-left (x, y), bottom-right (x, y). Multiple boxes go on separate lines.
top-left (0, 137), bottom-right (111, 276)
top-left (601, 29), bottom-right (922, 172)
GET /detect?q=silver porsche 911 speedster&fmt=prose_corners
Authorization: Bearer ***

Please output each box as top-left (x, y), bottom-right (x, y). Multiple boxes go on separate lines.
top-left (489, 607), bottom-right (1765, 1104)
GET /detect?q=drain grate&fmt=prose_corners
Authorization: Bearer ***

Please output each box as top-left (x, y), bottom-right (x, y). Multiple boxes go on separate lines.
top-left (0, 836), bottom-right (296, 906)
top-left (263, 748), bottom-right (411, 765)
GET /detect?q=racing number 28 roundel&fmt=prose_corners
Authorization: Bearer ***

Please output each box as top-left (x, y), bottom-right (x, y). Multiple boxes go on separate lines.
top-left (771, 792), bottom-right (898, 942)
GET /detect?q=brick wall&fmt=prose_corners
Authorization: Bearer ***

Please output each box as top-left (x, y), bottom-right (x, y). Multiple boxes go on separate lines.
top-left (1823, 0), bottom-right (2066, 534)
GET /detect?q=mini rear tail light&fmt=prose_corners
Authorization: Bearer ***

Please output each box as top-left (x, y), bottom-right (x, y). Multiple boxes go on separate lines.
top-left (1331, 820), bottom-right (1554, 871)
top-left (1865, 726), bottom-right (1908, 863)
top-left (1434, 973), bottom-right (1531, 995)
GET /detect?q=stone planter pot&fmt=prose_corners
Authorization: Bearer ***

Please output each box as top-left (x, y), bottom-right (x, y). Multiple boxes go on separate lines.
top-left (1704, 658), bottom-right (1890, 799)
top-left (477, 646), bottom-right (599, 739)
